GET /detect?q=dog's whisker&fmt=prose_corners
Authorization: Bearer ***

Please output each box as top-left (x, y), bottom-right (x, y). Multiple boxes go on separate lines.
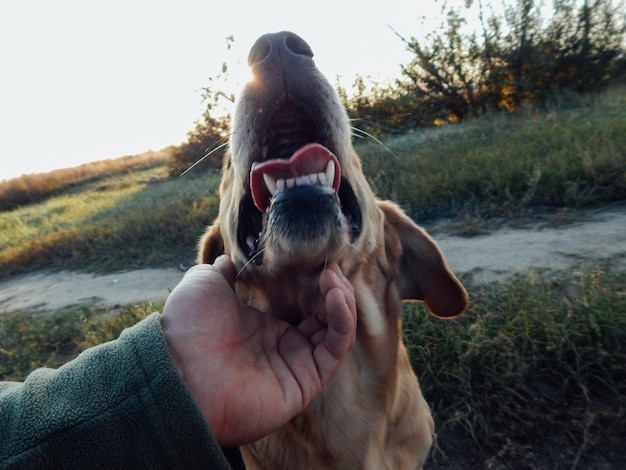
top-left (236, 248), bottom-right (266, 279)
top-left (179, 138), bottom-right (230, 177)
top-left (350, 125), bottom-right (403, 163)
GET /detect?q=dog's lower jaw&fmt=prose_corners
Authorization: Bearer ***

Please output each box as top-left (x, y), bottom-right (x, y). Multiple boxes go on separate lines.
top-left (233, 266), bottom-right (326, 326)
top-left (255, 193), bottom-right (350, 269)
top-left (260, 225), bottom-right (348, 269)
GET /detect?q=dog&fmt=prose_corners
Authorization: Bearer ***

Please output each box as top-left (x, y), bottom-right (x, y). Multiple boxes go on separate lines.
top-left (198, 31), bottom-right (468, 469)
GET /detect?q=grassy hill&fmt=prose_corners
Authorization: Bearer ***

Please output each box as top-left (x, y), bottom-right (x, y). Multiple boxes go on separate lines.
top-left (1, 86), bottom-right (625, 468)
top-left (2, 86), bottom-right (624, 280)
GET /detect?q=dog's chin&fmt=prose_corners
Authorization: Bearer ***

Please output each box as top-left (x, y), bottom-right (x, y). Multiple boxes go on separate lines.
top-left (259, 189), bottom-right (349, 269)
top-left (231, 189), bottom-right (349, 273)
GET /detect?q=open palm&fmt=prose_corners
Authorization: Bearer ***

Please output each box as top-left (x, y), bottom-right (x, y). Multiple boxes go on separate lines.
top-left (162, 255), bottom-right (356, 446)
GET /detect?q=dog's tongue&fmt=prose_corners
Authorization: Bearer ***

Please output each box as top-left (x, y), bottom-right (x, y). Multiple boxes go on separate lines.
top-left (250, 143), bottom-right (341, 213)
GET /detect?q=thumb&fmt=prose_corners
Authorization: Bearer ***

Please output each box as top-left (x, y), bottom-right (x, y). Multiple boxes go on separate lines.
top-left (210, 254), bottom-right (237, 286)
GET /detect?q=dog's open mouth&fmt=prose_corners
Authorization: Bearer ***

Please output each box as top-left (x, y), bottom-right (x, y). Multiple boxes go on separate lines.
top-left (236, 102), bottom-right (362, 264)
top-left (250, 143), bottom-right (340, 213)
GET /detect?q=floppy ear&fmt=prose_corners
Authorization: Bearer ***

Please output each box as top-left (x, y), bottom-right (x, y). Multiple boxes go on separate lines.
top-left (197, 220), bottom-right (225, 264)
top-left (379, 201), bottom-right (468, 318)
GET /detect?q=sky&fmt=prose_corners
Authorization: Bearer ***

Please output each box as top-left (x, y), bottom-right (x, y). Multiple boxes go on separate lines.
top-left (0, 0), bottom-right (452, 181)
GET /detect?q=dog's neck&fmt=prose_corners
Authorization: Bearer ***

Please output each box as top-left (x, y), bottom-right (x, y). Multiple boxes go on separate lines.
top-left (234, 266), bottom-right (327, 324)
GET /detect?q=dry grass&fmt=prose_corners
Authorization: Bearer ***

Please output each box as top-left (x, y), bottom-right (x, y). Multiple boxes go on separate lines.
top-left (0, 149), bottom-right (172, 212)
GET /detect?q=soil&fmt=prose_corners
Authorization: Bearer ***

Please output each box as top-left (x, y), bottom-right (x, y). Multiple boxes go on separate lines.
top-left (0, 268), bottom-right (184, 313)
top-left (433, 204), bottom-right (626, 283)
top-left (1, 204), bottom-right (625, 314)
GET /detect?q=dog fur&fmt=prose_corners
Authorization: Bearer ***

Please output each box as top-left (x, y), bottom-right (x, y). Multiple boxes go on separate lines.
top-left (198, 31), bottom-right (468, 469)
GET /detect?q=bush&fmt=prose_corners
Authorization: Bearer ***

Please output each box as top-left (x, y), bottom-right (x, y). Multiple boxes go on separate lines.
top-left (167, 116), bottom-right (229, 177)
top-left (397, 0), bottom-right (626, 123)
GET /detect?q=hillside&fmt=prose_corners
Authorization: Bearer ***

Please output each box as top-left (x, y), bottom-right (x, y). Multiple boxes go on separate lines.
top-left (1, 86), bottom-right (624, 280)
top-left (1, 86), bottom-right (625, 468)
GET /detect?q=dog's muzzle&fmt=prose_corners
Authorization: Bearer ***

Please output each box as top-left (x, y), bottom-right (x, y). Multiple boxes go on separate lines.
top-left (233, 32), bottom-right (362, 266)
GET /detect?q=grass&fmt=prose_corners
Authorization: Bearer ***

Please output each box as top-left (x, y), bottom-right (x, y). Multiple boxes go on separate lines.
top-left (0, 302), bottom-right (160, 381)
top-left (0, 150), bottom-right (171, 212)
top-left (1, 86), bottom-right (624, 279)
top-left (358, 86), bottom-right (626, 221)
top-left (404, 264), bottom-right (626, 468)
top-left (1, 264), bottom-right (623, 467)
top-left (0, 166), bottom-right (221, 279)
top-left (0, 86), bottom-right (625, 467)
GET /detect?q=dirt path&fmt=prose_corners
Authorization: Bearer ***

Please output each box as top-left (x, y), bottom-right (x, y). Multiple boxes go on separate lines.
top-left (1, 205), bottom-right (625, 314)
top-left (0, 268), bottom-right (184, 314)
top-left (435, 204), bottom-right (626, 283)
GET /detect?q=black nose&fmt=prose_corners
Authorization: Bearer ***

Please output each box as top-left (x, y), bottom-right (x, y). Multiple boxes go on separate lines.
top-left (248, 31), bottom-right (314, 76)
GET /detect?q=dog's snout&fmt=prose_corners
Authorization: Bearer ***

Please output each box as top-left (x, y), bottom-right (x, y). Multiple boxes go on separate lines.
top-left (284, 33), bottom-right (314, 59)
top-left (248, 31), bottom-right (314, 72)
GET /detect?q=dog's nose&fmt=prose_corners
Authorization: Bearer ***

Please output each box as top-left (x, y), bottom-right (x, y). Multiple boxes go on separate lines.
top-left (248, 31), bottom-right (314, 77)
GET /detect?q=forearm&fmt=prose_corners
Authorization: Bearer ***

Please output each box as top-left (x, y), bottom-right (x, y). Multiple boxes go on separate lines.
top-left (0, 313), bottom-right (235, 469)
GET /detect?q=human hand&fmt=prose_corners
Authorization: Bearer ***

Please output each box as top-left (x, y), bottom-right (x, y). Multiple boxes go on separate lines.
top-left (161, 255), bottom-right (356, 447)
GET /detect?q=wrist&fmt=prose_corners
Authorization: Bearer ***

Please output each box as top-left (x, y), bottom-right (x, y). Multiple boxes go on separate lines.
top-left (160, 314), bottom-right (185, 377)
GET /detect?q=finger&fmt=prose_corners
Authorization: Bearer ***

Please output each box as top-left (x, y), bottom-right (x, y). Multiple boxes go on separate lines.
top-left (174, 258), bottom-right (237, 305)
top-left (324, 285), bottom-right (357, 346)
top-left (326, 262), bottom-right (355, 296)
top-left (319, 264), bottom-right (356, 321)
top-left (315, 280), bottom-right (357, 384)
top-left (179, 262), bottom-right (233, 289)
top-left (210, 254), bottom-right (237, 286)
top-left (320, 288), bottom-right (356, 383)
top-left (299, 265), bottom-right (354, 339)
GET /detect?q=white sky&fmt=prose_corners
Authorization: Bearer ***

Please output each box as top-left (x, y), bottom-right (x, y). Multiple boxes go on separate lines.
top-left (0, 0), bottom-right (452, 181)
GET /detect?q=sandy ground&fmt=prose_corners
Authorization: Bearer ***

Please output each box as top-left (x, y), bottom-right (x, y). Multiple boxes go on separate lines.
top-left (1, 205), bottom-right (625, 314)
top-left (436, 204), bottom-right (626, 283)
top-left (0, 268), bottom-right (184, 314)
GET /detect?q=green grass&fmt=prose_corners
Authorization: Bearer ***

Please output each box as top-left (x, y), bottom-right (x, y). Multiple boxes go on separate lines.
top-left (0, 150), bottom-right (171, 212)
top-left (358, 86), bottom-right (626, 220)
top-left (0, 167), bottom-right (221, 279)
top-left (404, 264), bottom-right (626, 467)
top-left (0, 303), bottom-right (160, 381)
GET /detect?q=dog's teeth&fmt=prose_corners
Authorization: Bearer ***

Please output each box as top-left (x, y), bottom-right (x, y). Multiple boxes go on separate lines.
top-left (246, 235), bottom-right (256, 250)
top-left (263, 173), bottom-right (277, 196)
top-left (296, 175), bottom-right (311, 187)
top-left (276, 179), bottom-right (285, 193)
top-left (325, 160), bottom-right (336, 188)
top-left (264, 169), bottom-right (331, 197)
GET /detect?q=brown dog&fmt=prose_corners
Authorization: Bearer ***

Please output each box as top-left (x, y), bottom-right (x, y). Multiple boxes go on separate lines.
top-left (198, 31), bottom-right (468, 469)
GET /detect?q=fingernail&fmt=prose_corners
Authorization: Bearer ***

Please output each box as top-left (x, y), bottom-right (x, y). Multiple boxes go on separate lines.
top-left (334, 263), bottom-right (347, 280)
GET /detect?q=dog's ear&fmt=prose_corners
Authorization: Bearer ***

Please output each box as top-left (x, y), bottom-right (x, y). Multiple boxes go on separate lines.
top-left (379, 201), bottom-right (468, 318)
top-left (198, 220), bottom-right (225, 264)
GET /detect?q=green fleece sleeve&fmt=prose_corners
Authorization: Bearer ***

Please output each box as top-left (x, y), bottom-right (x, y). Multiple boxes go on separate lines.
top-left (0, 312), bottom-right (240, 469)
